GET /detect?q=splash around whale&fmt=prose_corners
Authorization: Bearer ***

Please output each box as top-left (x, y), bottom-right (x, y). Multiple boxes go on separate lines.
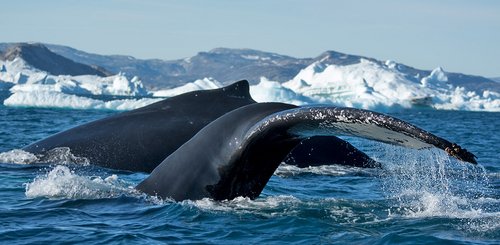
top-left (20, 81), bottom-right (476, 201)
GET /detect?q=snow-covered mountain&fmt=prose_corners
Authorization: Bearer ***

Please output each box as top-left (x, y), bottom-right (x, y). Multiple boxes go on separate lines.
top-left (0, 42), bottom-right (498, 112)
top-left (1, 43), bottom-right (110, 77)
top-left (27, 44), bottom-right (311, 89)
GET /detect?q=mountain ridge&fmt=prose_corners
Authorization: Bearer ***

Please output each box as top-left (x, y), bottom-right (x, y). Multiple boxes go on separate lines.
top-left (0, 42), bottom-right (498, 93)
top-left (0, 43), bottom-right (111, 77)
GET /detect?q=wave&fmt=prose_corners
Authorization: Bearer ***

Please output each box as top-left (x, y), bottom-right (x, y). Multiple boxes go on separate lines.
top-left (9, 144), bottom-right (497, 233)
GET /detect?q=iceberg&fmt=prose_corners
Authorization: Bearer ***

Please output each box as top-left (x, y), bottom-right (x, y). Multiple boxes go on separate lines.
top-left (0, 58), bottom-right (148, 96)
top-left (282, 59), bottom-right (431, 109)
top-left (249, 77), bottom-right (316, 105)
top-left (152, 78), bottom-right (221, 97)
top-left (1, 55), bottom-right (498, 112)
top-left (279, 59), bottom-right (499, 112)
top-left (4, 91), bottom-right (161, 111)
top-left (1, 57), bottom-right (157, 110)
top-left (421, 67), bottom-right (450, 90)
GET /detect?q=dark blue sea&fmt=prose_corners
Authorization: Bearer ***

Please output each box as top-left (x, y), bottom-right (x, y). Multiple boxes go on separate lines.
top-left (0, 91), bottom-right (498, 244)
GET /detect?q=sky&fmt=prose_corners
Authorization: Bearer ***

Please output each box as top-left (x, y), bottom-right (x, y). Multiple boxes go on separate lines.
top-left (2, 0), bottom-right (499, 77)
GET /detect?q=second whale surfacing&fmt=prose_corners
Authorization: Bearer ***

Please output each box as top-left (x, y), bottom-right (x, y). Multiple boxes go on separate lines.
top-left (137, 102), bottom-right (476, 201)
top-left (22, 81), bottom-right (256, 172)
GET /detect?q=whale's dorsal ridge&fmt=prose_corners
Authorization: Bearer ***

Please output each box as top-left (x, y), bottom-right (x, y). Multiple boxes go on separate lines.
top-left (133, 80), bottom-right (254, 113)
top-left (22, 80), bottom-right (258, 173)
top-left (222, 80), bottom-right (253, 100)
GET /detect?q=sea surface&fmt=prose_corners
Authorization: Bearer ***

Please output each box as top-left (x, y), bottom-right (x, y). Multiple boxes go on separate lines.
top-left (0, 91), bottom-right (498, 244)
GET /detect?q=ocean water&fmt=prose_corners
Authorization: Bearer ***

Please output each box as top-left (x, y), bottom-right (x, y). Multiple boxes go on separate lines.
top-left (0, 91), bottom-right (498, 244)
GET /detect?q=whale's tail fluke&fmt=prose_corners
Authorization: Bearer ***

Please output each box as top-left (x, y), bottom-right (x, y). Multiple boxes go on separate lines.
top-left (285, 136), bottom-right (381, 168)
top-left (137, 103), bottom-right (476, 201)
top-left (250, 106), bottom-right (477, 164)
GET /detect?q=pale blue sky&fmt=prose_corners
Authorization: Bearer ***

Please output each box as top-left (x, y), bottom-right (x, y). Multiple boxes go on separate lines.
top-left (2, 0), bottom-right (499, 77)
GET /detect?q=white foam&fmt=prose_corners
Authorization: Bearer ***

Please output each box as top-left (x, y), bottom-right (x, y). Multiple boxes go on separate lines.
top-left (274, 163), bottom-right (368, 177)
top-left (182, 195), bottom-right (303, 216)
top-left (0, 149), bottom-right (38, 164)
top-left (37, 147), bottom-right (90, 165)
top-left (0, 148), bottom-right (90, 165)
top-left (179, 195), bottom-right (385, 224)
top-left (25, 165), bottom-right (136, 199)
top-left (400, 191), bottom-right (494, 219)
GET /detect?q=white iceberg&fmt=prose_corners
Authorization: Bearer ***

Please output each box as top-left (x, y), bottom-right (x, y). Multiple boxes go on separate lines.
top-left (152, 77), bottom-right (221, 97)
top-left (282, 59), bottom-right (431, 109)
top-left (280, 59), bottom-right (499, 112)
top-left (1, 55), bottom-right (499, 112)
top-left (3, 91), bottom-right (161, 111)
top-left (0, 58), bottom-right (149, 96)
top-left (249, 77), bottom-right (316, 105)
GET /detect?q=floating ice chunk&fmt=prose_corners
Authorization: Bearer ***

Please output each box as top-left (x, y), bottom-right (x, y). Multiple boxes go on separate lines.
top-left (4, 91), bottom-right (161, 111)
top-left (282, 59), bottom-right (429, 110)
top-left (250, 77), bottom-right (316, 105)
top-left (0, 58), bottom-right (149, 96)
top-left (432, 87), bottom-right (500, 112)
top-left (105, 73), bottom-right (147, 96)
top-left (152, 77), bottom-right (221, 97)
top-left (421, 67), bottom-right (449, 88)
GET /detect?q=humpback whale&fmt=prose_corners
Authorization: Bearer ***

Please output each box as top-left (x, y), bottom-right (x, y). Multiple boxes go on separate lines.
top-left (23, 80), bottom-right (376, 172)
top-left (137, 103), bottom-right (476, 201)
top-left (285, 136), bottom-right (379, 168)
top-left (23, 81), bottom-right (256, 172)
